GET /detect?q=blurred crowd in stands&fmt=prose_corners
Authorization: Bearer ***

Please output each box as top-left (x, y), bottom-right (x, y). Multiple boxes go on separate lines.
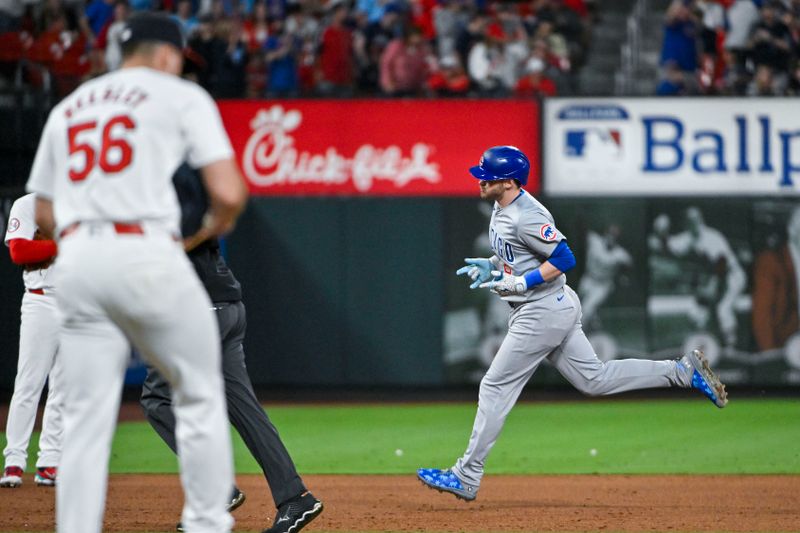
top-left (0, 0), bottom-right (595, 99)
top-left (659, 0), bottom-right (800, 96)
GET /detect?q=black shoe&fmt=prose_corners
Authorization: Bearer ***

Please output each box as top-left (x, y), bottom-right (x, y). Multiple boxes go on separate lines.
top-left (262, 492), bottom-right (323, 533)
top-left (228, 487), bottom-right (247, 512)
top-left (176, 486), bottom-right (247, 531)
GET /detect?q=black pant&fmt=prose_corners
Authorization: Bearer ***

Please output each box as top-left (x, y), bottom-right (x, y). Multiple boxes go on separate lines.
top-left (140, 301), bottom-right (306, 508)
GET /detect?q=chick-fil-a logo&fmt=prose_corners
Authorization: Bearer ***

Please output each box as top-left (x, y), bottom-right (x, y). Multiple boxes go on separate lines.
top-left (242, 106), bottom-right (441, 192)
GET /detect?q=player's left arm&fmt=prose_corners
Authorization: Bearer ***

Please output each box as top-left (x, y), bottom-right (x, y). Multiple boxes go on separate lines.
top-left (481, 240), bottom-right (576, 294)
top-left (517, 219), bottom-right (577, 286)
top-left (180, 85), bottom-right (248, 242)
top-left (8, 236), bottom-right (57, 266)
top-left (521, 240), bottom-right (577, 287)
top-left (537, 242), bottom-right (577, 280)
top-left (5, 197), bottom-right (57, 265)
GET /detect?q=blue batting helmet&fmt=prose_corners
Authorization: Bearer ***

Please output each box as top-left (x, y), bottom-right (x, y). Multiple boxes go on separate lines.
top-left (469, 146), bottom-right (530, 186)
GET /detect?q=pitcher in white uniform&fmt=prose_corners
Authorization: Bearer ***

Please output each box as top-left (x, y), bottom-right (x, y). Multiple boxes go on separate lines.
top-left (25, 12), bottom-right (247, 533)
top-left (0, 193), bottom-right (63, 488)
top-left (418, 146), bottom-right (728, 502)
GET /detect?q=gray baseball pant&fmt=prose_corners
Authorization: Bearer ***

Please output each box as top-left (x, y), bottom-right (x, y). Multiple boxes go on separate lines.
top-left (140, 301), bottom-right (306, 507)
top-left (453, 285), bottom-right (686, 487)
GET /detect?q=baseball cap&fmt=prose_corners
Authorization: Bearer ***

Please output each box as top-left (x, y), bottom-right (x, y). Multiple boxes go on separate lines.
top-left (120, 12), bottom-right (185, 51)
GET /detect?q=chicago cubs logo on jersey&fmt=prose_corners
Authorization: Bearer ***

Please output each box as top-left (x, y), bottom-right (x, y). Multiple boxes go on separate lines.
top-left (540, 224), bottom-right (557, 241)
top-left (8, 218), bottom-right (20, 233)
top-left (490, 227), bottom-right (515, 264)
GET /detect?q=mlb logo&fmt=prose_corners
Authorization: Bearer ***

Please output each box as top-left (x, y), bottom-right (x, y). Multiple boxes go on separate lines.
top-left (564, 128), bottom-right (622, 159)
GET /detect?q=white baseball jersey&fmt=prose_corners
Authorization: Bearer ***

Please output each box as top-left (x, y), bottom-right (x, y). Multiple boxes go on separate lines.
top-left (25, 64), bottom-right (237, 533)
top-left (25, 66), bottom-right (233, 235)
top-left (489, 189), bottom-right (566, 302)
top-left (4, 193), bottom-right (55, 291)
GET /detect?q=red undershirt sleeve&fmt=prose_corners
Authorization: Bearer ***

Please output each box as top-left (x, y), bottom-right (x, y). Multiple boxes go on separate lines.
top-left (8, 239), bottom-right (57, 265)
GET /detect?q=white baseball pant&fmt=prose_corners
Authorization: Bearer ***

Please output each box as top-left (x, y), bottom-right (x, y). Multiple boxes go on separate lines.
top-left (54, 224), bottom-right (234, 533)
top-left (454, 285), bottom-right (688, 487)
top-left (3, 290), bottom-right (63, 470)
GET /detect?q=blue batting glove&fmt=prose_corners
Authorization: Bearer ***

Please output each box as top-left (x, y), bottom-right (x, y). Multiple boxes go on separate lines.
top-left (456, 258), bottom-right (495, 289)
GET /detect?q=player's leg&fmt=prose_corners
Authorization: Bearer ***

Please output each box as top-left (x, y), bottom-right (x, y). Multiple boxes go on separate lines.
top-left (35, 298), bottom-right (63, 478)
top-left (56, 316), bottom-right (129, 533)
top-left (141, 365), bottom-right (244, 532)
top-left (116, 238), bottom-right (233, 533)
top-left (2, 294), bottom-right (59, 475)
top-left (53, 236), bottom-right (133, 533)
top-left (445, 296), bottom-right (577, 491)
top-left (218, 301), bottom-right (306, 507)
top-left (140, 365), bottom-right (179, 453)
top-left (548, 286), bottom-right (689, 395)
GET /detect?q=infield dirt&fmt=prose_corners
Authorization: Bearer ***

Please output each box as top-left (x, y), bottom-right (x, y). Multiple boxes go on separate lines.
top-left (1, 473), bottom-right (799, 532)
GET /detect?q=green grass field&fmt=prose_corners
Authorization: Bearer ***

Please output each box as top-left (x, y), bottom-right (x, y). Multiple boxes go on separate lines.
top-left (4, 399), bottom-right (798, 475)
top-left (2, 399), bottom-right (799, 533)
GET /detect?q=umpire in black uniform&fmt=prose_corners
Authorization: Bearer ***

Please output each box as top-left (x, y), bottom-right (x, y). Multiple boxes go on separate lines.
top-left (140, 164), bottom-right (323, 533)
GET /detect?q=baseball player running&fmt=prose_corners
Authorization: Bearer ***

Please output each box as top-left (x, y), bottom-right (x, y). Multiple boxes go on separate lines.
top-left (418, 146), bottom-right (727, 501)
top-left (1, 193), bottom-right (62, 488)
top-left (25, 12), bottom-right (247, 533)
top-left (140, 164), bottom-right (323, 533)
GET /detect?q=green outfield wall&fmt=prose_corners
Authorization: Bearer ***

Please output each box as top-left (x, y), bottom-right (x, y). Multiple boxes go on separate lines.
top-left (2, 194), bottom-right (800, 389)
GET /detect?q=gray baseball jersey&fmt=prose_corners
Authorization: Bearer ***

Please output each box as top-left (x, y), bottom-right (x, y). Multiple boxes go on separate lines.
top-left (488, 190), bottom-right (566, 302)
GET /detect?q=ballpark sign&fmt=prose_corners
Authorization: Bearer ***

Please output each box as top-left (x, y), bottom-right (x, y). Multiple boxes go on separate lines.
top-left (544, 98), bottom-right (800, 196)
top-left (218, 100), bottom-right (540, 196)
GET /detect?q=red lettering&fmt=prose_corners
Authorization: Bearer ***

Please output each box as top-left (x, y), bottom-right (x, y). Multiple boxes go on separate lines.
top-left (67, 121), bottom-right (97, 182)
top-left (67, 114), bottom-right (136, 182)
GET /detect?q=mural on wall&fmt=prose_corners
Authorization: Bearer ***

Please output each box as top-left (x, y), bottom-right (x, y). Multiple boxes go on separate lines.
top-left (750, 201), bottom-right (800, 384)
top-left (645, 201), bottom-right (753, 385)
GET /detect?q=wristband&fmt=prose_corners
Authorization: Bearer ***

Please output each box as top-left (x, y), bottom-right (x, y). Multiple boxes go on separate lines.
top-left (523, 269), bottom-right (544, 288)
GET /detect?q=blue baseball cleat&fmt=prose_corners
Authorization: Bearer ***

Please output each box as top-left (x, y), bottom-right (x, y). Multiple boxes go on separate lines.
top-left (416, 468), bottom-right (478, 501)
top-left (681, 349), bottom-right (728, 408)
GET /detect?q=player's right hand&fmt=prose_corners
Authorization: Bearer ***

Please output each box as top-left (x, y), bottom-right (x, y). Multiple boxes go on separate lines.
top-left (456, 257), bottom-right (496, 289)
top-left (480, 271), bottom-right (527, 296)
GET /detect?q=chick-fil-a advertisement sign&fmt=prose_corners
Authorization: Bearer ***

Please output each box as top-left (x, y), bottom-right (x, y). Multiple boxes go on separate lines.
top-left (218, 100), bottom-right (540, 196)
